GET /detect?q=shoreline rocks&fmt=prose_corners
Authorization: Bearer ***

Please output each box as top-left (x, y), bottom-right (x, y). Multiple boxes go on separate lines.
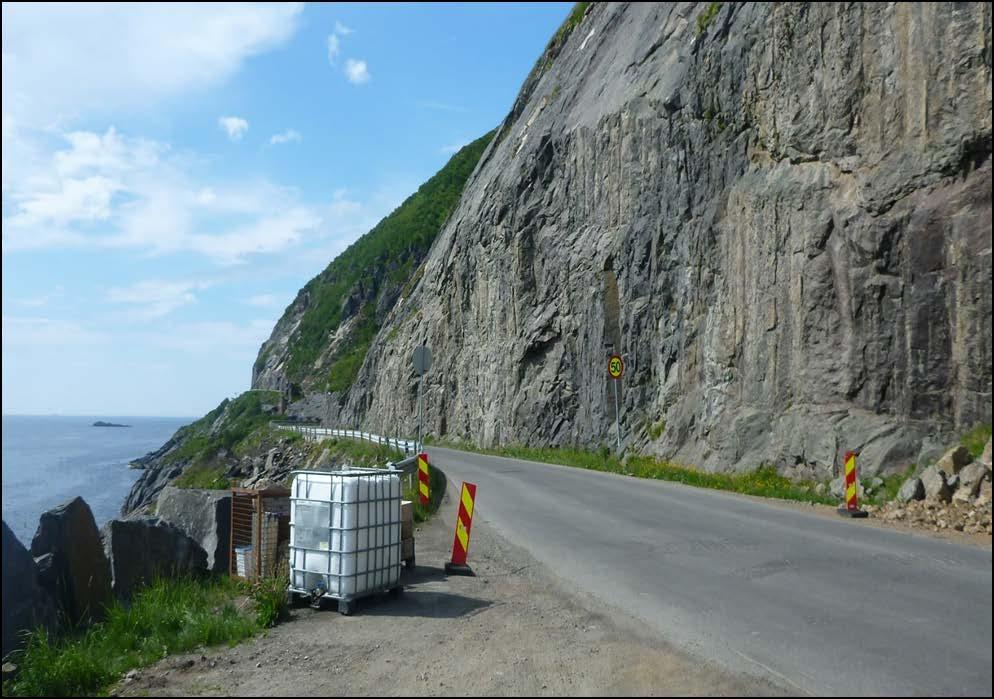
top-left (156, 487), bottom-right (231, 574)
top-left (30, 497), bottom-right (112, 625)
top-left (101, 518), bottom-right (208, 600)
top-left (2, 521), bottom-right (57, 659)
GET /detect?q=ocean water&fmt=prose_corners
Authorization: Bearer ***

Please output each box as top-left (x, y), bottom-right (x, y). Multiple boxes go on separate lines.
top-left (1, 415), bottom-right (192, 545)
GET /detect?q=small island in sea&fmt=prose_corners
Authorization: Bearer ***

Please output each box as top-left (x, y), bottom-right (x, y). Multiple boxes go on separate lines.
top-left (92, 421), bottom-right (131, 428)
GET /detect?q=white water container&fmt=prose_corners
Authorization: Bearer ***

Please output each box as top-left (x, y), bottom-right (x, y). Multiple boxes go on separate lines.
top-left (289, 470), bottom-right (402, 599)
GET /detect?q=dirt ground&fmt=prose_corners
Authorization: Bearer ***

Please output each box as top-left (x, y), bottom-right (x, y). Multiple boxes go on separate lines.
top-left (115, 481), bottom-right (783, 697)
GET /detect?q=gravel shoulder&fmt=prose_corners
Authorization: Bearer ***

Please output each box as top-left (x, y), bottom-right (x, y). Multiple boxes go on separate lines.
top-left (116, 474), bottom-right (783, 697)
top-left (717, 488), bottom-right (992, 549)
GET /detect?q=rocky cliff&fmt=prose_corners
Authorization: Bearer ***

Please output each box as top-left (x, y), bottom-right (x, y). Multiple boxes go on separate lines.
top-left (251, 133), bottom-right (493, 398)
top-left (326, 2), bottom-right (991, 476)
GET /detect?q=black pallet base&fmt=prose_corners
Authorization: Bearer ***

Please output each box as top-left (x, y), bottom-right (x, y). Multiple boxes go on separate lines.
top-left (445, 562), bottom-right (475, 576)
top-left (291, 585), bottom-right (404, 616)
top-left (338, 586), bottom-right (403, 615)
top-left (837, 506), bottom-right (869, 519)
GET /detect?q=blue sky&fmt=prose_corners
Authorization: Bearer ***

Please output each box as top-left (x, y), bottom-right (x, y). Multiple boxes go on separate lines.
top-left (2, 2), bottom-right (572, 417)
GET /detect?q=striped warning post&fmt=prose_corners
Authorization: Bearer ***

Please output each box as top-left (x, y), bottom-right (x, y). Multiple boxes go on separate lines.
top-left (445, 482), bottom-right (477, 575)
top-left (417, 452), bottom-right (430, 506)
top-left (838, 451), bottom-right (868, 518)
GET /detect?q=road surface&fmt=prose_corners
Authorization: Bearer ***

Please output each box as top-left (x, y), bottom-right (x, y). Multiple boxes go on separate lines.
top-left (430, 446), bottom-right (993, 696)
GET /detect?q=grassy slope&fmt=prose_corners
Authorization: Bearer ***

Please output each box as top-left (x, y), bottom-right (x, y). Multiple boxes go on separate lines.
top-left (4, 577), bottom-right (258, 697)
top-left (266, 131), bottom-right (495, 393)
top-left (165, 390), bottom-right (284, 489)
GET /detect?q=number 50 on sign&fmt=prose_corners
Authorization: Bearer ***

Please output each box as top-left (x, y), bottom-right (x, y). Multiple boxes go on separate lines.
top-left (608, 354), bottom-right (624, 379)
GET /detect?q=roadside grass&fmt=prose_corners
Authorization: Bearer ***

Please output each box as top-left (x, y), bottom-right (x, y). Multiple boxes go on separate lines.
top-left (402, 462), bottom-right (447, 523)
top-left (3, 576), bottom-right (258, 698)
top-left (961, 424), bottom-right (992, 459)
top-left (867, 469), bottom-right (913, 505)
top-left (316, 437), bottom-right (404, 468)
top-left (249, 560), bottom-right (291, 629)
top-left (429, 438), bottom-right (838, 506)
top-left (282, 432), bottom-right (444, 522)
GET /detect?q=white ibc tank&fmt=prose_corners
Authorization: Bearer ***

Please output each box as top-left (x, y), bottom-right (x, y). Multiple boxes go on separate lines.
top-left (289, 470), bottom-right (402, 599)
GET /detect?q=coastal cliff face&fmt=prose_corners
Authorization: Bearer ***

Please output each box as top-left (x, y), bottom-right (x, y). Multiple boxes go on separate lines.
top-left (325, 2), bottom-right (991, 476)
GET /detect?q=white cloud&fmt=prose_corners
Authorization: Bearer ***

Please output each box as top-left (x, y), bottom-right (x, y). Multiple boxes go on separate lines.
top-left (13, 175), bottom-right (123, 226)
top-left (106, 279), bottom-right (210, 320)
top-left (188, 207), bottom-right (322, 265)
top-left (334, 21), bottom-right (354, 35)
top-left (14, 286), bottom-right (65, 308)
top-left (327, 34), bottom-right (341, 64)
top-left (2, 127), bottom-right (324, 263)
top-left (1, 3), bottom-right (303, 127)
top-left (269, 129), bottom-right (301, 145)
top-left (440, 139), bottom-right (470, 155)
top-left (2, 316), bottom-right (108, 347)
top-left (418, 101), bottom-right (469, 113)
top-left (344, 59), bottom-right (371, 85)
top-left (246, 294), bottom-right (281, 308)
top-left (144, 319), bottom-right (275, 354)
top-left (218, 116), bottom-right (249, 141)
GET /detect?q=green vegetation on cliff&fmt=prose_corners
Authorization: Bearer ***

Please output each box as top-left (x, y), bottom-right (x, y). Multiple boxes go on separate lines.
top-left (961, 424), bottom-right (992, 459)
top-left (163, 391), bottom-right (282, 489)
top-left (267, 131), bottom-right (494, 393)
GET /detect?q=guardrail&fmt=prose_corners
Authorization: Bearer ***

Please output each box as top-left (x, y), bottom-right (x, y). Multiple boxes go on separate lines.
top-left (270, 423), bottom-right (421, 459)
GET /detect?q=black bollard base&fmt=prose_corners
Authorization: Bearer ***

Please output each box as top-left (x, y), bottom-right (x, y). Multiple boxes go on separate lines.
top-left (445, 562), bottom-right (475, 576)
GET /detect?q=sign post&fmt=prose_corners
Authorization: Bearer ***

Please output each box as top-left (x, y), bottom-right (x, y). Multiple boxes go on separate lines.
top-left (412, 345), bottom-right (432, 451)
top-left (608, 354), bottom-right (624, 454)
top-left (445, 481), bottom-right (477, 576)
top-left (837, 451), bottom-right (868, 518)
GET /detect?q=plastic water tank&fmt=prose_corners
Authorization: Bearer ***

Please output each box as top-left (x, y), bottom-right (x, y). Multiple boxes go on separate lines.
top-left (289, 470), bottom-right (402, 599)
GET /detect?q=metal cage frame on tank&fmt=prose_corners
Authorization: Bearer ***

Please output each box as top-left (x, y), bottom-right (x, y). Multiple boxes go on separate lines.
top-left (287, 468), bottom-right (403, 615)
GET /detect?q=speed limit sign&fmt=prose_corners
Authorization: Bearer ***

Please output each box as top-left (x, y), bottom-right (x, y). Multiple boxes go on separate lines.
top-left (608, 354), bottom-right (624, 379)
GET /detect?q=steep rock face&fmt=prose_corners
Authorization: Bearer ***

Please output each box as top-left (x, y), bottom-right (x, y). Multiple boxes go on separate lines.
top-left (251, 134), bottom-right (493, 396)
top-left (340, 2), bottom-right (992, 476)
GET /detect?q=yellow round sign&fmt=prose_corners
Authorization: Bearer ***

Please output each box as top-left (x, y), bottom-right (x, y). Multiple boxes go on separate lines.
top-left (608, 354), bottom-right (624, 379)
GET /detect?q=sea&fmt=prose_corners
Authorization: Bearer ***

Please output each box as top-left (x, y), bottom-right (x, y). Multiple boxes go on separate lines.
top-left (1, 415), bottom-right (193, 546)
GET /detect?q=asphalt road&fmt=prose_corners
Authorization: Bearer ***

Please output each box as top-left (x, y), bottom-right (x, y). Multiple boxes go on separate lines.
top-left (429, 446), bottom-right (993, 697)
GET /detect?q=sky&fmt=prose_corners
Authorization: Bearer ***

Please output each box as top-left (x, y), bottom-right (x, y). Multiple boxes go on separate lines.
top-left (2, 2), bottom-right (572, 417)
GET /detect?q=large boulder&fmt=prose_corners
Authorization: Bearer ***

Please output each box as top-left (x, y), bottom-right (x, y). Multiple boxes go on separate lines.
top-left (920, 466), bottom-right (952, 503)
top-left (2, 521), bottom-right (57, 659)
top-left (101, 518), bottom-right (208, 600)
top-left (976, 478), bottom-right (993, 509)
top-left (30, 497), bottom-right (113, 624)
top-left (155, 487), bottom-right (231, 574)
top-left (953, 462), bottom-right (989, 503)
top-left (935, 446), bottom-right (974, 476)
top-left (897, 477), bottom-right (925, 503)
